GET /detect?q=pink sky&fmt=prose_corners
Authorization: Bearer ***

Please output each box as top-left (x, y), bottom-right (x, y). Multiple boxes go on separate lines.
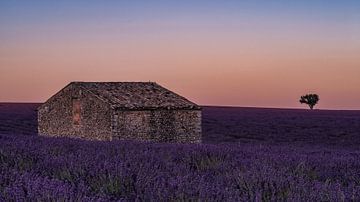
top-left (1, 1), bottom-right (359, 109)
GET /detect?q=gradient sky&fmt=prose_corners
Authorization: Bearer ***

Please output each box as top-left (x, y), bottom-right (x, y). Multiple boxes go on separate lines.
top-left (1, 0), bottom-right (359, 109)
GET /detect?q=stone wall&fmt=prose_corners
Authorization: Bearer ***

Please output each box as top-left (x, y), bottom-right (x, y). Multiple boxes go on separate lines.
top-left (173, 110), bottom-right (202, 143)
top-left (112, 110), bottom-right (151, 140)
top-left (113, 109), bottom-right (201, 143)
top-left (38, 84), bottom-right (113, 140)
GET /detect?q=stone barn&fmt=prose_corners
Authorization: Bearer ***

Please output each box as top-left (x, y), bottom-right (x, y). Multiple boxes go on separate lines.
top-left (38, 82), bottom-right (202, 143)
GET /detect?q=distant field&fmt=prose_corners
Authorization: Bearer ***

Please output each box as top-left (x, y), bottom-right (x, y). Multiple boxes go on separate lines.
top-left (1, 103), bottom-right (360, 201)
top-left (0, 103), bottom-right (39, 136)
top-left (203, 106), bottom-right (360, 146)
top-left (1, 103), bottom-right (360, 146)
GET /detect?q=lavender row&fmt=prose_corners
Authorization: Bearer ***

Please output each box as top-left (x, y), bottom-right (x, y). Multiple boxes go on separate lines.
top-left (1, 134), bottom-right (360, 201)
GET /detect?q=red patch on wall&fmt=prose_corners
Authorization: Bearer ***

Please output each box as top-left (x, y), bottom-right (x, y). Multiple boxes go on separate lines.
top-left (73, 99), bottom-right (81, 125)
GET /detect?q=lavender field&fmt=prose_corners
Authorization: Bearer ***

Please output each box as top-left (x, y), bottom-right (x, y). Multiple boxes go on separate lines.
top-left (203, 106), bottom-right (360, 147)
top-left (1, 103), bottom-right (360, 201)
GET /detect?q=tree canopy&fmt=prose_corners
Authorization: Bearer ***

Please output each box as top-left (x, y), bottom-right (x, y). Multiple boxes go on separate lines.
top-left (300, 94), bottom-right (319, 110)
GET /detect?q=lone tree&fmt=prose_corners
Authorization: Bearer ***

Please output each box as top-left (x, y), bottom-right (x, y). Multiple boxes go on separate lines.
top-left (299, 94), bottom-right (319, 110)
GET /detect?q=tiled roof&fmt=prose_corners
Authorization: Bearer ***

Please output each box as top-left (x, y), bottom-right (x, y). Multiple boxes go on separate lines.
top-left (73, 82), bottom-right (200, 110)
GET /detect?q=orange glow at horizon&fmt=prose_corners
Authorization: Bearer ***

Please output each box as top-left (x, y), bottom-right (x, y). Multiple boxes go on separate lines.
top-left (1, 35), bottom-right (359, 109)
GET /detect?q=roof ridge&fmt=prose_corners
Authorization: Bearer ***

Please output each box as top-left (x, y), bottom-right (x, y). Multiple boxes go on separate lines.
top-left (71, 81), bottom-right (157, 83)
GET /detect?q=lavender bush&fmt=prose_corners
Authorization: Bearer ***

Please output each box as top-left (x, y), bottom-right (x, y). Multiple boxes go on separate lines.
top-left (1, 134), bottom-right (360, 201)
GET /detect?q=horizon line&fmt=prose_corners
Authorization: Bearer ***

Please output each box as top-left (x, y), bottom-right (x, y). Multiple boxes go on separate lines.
top-left (1, 102), bottom-right (359, 111)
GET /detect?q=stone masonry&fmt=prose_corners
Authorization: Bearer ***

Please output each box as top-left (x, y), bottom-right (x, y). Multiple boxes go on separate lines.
top-left (38, 82), bottom-right (202, 143)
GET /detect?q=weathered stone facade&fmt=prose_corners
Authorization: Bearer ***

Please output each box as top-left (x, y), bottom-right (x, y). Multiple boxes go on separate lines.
top-left (112, 110), bottom-right (201, 143)
top-left (38, 82), bottom-right (202, 143)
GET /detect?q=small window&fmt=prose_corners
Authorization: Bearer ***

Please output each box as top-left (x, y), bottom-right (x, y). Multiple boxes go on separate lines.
top-left (72, 99), bottom-right (81, 125)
